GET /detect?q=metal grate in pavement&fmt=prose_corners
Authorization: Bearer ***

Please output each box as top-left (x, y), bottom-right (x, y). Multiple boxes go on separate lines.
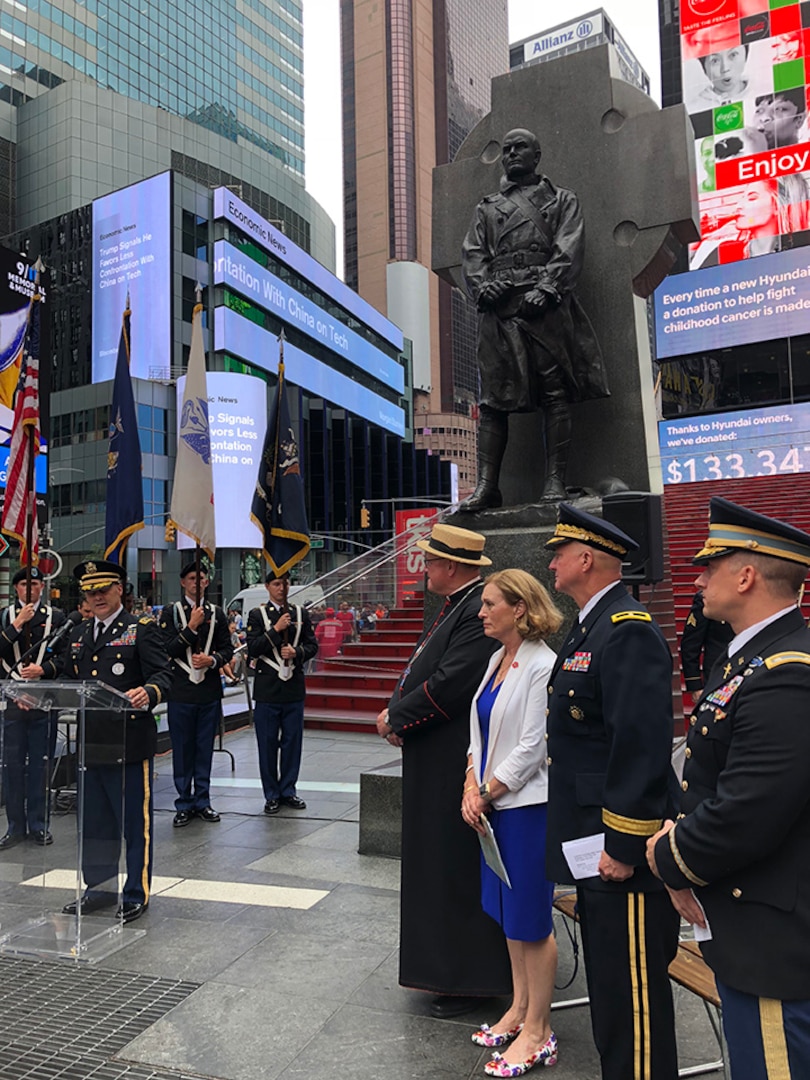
top-left (0, 956), bottom-right (202, 1080)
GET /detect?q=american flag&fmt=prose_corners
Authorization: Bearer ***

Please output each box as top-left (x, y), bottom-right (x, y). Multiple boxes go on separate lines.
top-left (1, 288), bottom-right (41, 565)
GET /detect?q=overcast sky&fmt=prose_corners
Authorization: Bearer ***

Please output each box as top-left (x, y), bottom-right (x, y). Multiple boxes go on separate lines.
top-left (302, 1), bottom-right (663, 274)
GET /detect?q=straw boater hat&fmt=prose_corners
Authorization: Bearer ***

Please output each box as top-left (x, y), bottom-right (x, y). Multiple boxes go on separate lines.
top-left (417, 523), bottom-right (492, 566)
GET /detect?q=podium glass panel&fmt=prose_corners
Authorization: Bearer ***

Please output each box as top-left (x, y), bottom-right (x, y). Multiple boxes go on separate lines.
top-left (0, 680), bottom-right (146, 960)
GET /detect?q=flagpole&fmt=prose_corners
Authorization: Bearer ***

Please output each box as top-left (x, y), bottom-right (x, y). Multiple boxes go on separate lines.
top-left (276, 333), bottom-right (290, 630)
top-left (23, 258), bottom-right (44, 635)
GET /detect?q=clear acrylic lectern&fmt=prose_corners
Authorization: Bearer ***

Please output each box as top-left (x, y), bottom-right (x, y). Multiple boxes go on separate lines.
top-left (0, 679), bottom-right (146, 960)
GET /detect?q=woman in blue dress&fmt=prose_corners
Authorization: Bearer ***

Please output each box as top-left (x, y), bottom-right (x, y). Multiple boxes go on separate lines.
top-left (462, 569), bottom-right (562, 1077)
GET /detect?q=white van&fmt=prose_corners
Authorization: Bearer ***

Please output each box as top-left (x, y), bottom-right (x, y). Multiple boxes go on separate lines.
top-left (226, 582), bottom-right (326, 617)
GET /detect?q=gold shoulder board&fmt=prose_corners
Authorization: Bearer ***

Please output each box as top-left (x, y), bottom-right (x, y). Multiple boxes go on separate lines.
top-left (139, 616), bottom-right (154, 625)
top-left (611, 611), bottom-right (652, 624)
top-left (765, 651), bottom-right (810, 669)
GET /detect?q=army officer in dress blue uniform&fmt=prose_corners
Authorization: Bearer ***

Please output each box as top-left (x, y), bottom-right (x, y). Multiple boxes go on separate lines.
top-left (0, 566), bottom-right (67, 848)
top-left (545, 503), bottom-right (679, 1080)
top-left (60, 560), bottom-right (172, 924)
top-left (648, 498), bottom-right (810, 1080)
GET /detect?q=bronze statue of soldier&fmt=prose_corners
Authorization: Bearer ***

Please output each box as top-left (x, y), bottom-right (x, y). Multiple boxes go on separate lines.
top-left (459, 129), bottom-right (609, 511)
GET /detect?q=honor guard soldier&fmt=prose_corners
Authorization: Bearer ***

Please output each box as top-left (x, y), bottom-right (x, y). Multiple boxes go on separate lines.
top-left (158, 560), bottom-right (232, 827)
top-left (649, 498), bottom-right (810, 1080)
top-left (60, 560), bottom-right (172, 923)
top-left (247, 570), bottom-right (317, 815)
top-left (0, 566), bottom-right (67, 848)
top-left (545, 503), bottom-right (679, 1080)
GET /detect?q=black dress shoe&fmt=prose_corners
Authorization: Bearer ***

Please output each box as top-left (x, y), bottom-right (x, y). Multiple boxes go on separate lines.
top-left (31, 829), bottom-right (53, 846)
top-left (62, 892), bottom-right (118, 916)
top-left (430, 995), bottom-right (490, 1019)
top-left (0, 832), bottom-right (24, 850)
top-left (118, 901), bottom-right (148, 924)
top-left (264, 799), bottom-right (280, 815)
top-left (173, 811), bottom-right (192, 828)
top-left (196, 807), bottom-right (220, 823)
top-left (281, 795), bottom-right (307, 810)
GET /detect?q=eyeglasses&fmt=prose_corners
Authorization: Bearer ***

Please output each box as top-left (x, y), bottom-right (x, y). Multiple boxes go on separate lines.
top-left (423, 557), bottom-right (447, 565)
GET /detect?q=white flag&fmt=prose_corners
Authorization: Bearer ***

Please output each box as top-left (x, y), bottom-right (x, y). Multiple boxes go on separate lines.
top-left (168, 300), bottom-right (215, 559)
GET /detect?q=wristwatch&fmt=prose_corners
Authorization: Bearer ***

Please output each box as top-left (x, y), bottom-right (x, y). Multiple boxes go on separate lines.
top-left (479, 782), bottom-right (492, 803)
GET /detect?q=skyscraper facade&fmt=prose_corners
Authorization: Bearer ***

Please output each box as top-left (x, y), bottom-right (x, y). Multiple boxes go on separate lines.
top-left (341, 0), bottom-right (508, 491)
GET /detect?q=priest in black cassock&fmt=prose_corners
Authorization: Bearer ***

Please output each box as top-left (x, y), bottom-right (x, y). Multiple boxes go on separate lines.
top-left (376, 523), bottom-right (512, 1019)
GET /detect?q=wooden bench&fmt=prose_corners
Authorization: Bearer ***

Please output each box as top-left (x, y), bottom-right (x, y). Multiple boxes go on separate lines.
top-left (552, 892), bottom-right (728, 1079)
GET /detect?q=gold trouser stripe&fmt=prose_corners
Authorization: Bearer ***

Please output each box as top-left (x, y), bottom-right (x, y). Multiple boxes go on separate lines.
top-left (628, 896), bottom-right (641, 1080)
top-left (140, 760), bottom-right (151, 903)
top-left (639, 894), bottom-right (651, 1080)
top-left (759, 997), bottom-right (791, 1079)
top-left (627, 894), bottom-right (652, 1080)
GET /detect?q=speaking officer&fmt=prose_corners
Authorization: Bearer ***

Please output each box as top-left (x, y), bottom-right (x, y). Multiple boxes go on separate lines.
top-left (648, 498), bottom-right (810, 1079)
top-left (247, 570), bottom-right (317, 815)
top-left (158, 560), bottom-right (232, 827)
top-left (376, 523), bottom-right (511, 1019)
top-left (545, 503), bottom-right (679, 1080)
top-left (60, 560), bottom-right (171, 924)
top-left (0, 566), bottom-right (67, 848)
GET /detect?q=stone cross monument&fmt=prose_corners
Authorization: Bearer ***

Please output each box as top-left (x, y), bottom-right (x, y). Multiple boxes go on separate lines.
top-left (433, 45), bottom-right (699, 509)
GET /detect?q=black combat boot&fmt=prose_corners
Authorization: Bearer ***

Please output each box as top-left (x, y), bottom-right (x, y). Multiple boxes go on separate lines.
top-left (458, 410), bottom-right (508, 513)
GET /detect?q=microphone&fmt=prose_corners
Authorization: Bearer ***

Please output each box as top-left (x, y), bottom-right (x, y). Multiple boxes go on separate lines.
top-left (44, 609), bottom-right (83, 651)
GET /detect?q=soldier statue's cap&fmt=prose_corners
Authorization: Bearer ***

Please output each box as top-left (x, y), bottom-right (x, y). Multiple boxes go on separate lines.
top-left (545, 502), bottom-right (639, 558)
top-left (12, 566), bottom-right (43, 585)
top-left (416, 523), bottom-right (492, 566)
top-left (266, 570), bottom-right (290, 583)
top-left (180, 559), bottom-right (210, 579)
top-left (73, 560), bottom-right (126, 592)
top-left (693, 497), bottom-right (810, 567)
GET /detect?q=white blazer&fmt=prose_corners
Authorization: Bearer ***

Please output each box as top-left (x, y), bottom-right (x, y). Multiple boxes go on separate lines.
top-left (468, 638), bottom-right (556, 810)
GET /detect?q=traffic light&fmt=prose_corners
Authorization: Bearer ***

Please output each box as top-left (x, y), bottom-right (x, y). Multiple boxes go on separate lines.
top-left (360, 506), bottom-right (370, 529)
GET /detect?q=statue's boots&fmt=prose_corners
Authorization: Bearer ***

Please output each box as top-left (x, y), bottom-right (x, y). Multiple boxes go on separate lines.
top-left (458, 411), bottom-right (507, 513)
top-left (539, 403), bottom-right (572, 502)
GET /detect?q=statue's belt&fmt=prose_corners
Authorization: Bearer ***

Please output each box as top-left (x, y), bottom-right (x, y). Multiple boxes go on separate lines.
top-left (490, 250), bottom-right (549, 272)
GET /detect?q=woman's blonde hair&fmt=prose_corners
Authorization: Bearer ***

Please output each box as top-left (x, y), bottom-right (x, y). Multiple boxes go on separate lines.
top-left (484, 568), bottom-right (563, 641)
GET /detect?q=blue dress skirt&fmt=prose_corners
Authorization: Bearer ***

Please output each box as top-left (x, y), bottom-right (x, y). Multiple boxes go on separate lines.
top-left (478, 673), bottom-right (555, 943)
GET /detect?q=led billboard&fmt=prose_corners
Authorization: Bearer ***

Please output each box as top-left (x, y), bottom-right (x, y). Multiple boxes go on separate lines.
top-left (681, 1), bottom-right (810, 272)
top-left (212, 188), bottom-right (404, 351)
top-left (176, 371), bottom-right (264, 550)
top-left (214, 306), bottom-right (406, 437)
top-left (0, 249), bottom-right (49, 509)
top-left (213, 241), bottom-right (404, 393)
top-left (655, 243), bottom-right (810, 357)
top-left (659, 400), bottom-right (810, 484)
top-left (91, 172), bottom-right (171, 382)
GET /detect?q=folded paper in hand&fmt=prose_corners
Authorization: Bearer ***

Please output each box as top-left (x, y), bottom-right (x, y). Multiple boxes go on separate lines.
top-left (478, 815), bottom-right (511, 888)
top-left (562, 833), bottom-right (604, 879)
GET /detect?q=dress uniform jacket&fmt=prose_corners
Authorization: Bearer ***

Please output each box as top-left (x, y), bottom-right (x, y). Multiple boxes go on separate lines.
top-left (656, 607), bottom-right (810, 1000)
top-left (546, 582), bottom-right (675, 890)
top-left (62, 612), bottom-right (172, 763)
top-left (158, 600), bottom-right (233, 704)
top-left (387, 579), bottom-right (511, 995)
top-left (247, 602), bottom-right (317, 703)
top-left (0, 600), bottom-right (67, 681)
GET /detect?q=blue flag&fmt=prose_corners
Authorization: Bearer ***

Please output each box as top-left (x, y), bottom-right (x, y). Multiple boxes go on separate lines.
top-left (104, 301), bottom-right (144, 562)
top-left (250, 353), bottom-right (310, 576)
